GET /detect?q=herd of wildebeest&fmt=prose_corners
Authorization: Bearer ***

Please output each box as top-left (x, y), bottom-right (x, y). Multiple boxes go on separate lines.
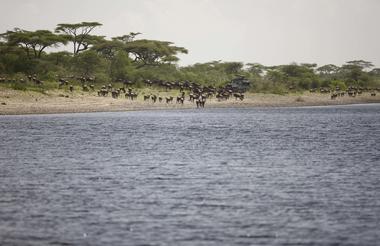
top-left (0, 75), bottom-right (247, 108)
top-left (1, 75), bottom-right (379, 108)
top-left (311, 86), bottom-right (378, 99)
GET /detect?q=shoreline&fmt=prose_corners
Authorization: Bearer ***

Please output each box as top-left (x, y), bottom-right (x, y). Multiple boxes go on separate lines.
top-left (1, 89), bottom-right (379, 115)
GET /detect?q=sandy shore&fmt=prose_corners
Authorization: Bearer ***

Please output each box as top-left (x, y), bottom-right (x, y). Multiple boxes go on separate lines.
top-left (0, 88), bottom-right (379, 115)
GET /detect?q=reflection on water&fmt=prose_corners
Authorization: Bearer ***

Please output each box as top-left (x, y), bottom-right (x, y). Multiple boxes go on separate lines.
top-left (1, 104), bottom-right (380, 245)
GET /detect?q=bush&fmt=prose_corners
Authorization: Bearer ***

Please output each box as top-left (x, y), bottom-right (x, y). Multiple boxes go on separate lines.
top-left (93, 72), bottom-right (110, 85)
top-left (298, 78), bottom-right (311, 90)
top-left (331, 80), bottom-right (347, 90)
top-left (11, 82), bottom-right (27, 91)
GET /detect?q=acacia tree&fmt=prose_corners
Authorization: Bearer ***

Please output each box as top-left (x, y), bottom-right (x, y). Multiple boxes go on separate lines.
top-left (346, 60), bottom-right (373, 70)
top-left (340, 61), bottom-right (372, 84)
top-left (123, 39), bottom-right (188, 68)
top-left (316, 64), bottom-right (340, 75)
top-left (0, 28), bottom-right (67, 59)
top-left (113, 32), bottom-right (142, 43)
top-left (29, 30), bottom-right (68, 58)
top-left (92, 39), bottom-right (125, 60)
top-left (72, 50), bottom-right (105, 76)
top-left (369, 68), bottom-right (380, 77)
top-left (55, 22), bottom-right (102, 55)
top-left (246, 63), bottom-right (265, 77)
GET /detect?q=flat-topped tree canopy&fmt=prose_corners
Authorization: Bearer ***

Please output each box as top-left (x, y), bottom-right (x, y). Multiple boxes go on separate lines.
top-left (345, 60), bottom-right (374, 70)
top-left (0, 28), bottom-right (67, 58)
top-left (112, 32), bottom-right (142, 43)
top-left (246, 63), bottom-right (265, 76)
top-left (316, 64), bottom-right (340, 75)
top-left (92, 39), bottom-right (126, 60)
top-left (124, 39), bottom-right (188, 68)
top-left (55, 22), bottom-right (102, 55)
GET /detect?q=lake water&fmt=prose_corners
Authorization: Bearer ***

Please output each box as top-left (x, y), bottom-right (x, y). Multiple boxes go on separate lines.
top-left (1, 104), bottom-right (380, 245)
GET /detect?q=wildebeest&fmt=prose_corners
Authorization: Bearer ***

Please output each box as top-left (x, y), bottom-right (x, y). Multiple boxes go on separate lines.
top-left (176, 96), bottom-right (184, 104)
top-left (107, 84), bottom-right (113, 91)
top-left (58, 78), bottom-right (69, 89)
top-left (176, 92), bottom-right (185, 104)
top-left (144, 80), bottom-right (153, 87)
top-left (151, 94), bottom-right (157, 103)
top-left (166, 96), bottom-right (174, 103)
top-left (98, 85), bottom-right (108, 96)
top-left (125, 88), bottom-right (138, 100)
top-left (111, 89), bottom-right (120, 99)
top-left (144, 95), bottom-right (151, 101)
top-left (196, 96), bottom-right (206, 108)
top-left (125, 92), bottom-right (138, 100)
top-left (233, 93), bottom-right (244, 101)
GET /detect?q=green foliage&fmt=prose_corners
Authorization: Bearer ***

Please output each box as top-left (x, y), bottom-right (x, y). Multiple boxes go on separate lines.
top-left (72, 50), bottom-right (107, 76)
top-left (109, 51), bottom-right (134, 80)
top-left (1, 22), bottom-right (380, 94)
top-left (11, 82), bottom-right (27, 91)
top-left (124, 39), bottom-right (188, 68)
top-left (0, 51), bottom-right (36, 74)
top-left (179, 61), bottom-right (243, 86)
top-left (0, 28), bottom-right (67, 59)
top-left (93, 72), bottom-right (110, 84)
top-left (55, 22), bottom-right (103, 54)
top-left (330, 80), bottom-right (347, 90)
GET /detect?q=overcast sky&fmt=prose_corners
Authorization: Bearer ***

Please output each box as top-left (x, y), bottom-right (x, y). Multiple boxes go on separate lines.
top-left (1, 0), bottom-right (379, 67)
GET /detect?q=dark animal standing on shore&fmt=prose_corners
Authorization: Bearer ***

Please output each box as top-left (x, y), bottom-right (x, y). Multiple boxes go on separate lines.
top-left (233, 93), bottom-right (244, 101)
top-left (166, 96), bottom-right (173, 103)
top-left (58, 78), bottom-right (69, 89)
top-left (111, 90), bottom-right (120, 99)
top-left (320, 87), bottom-right (330, 93)
top-left (176, 96), bottom-right (184, 104)
top-left (32, 76), bottom-right (43, 86)
top-left (151, 95), bottom-right (157, 103)
top-left (69, 85), bottom-right (74, 92)
top-left (143, 95), bottom-right (151, 101)
top-left (145, 80), bottom-right (153, 87)
top-left (196, 95), bottom-right (206, 108)
top-left (98, 88), bottom-right (108, 97)
top-left (176, 92), bottom-right (185, 104)
top-left (125, 88), bottom-right (138, 100)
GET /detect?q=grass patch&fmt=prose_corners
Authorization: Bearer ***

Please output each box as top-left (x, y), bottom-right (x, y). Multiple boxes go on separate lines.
top-left (11, 82), bottom-right (27, 91)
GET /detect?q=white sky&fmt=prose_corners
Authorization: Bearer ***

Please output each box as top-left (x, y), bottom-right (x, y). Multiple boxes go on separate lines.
top-left (1, 0), bottom-right (379, 67)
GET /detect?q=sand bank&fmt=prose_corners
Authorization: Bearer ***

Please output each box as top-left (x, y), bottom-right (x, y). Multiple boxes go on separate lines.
top-left (0, 89), bottom-right (379, 115)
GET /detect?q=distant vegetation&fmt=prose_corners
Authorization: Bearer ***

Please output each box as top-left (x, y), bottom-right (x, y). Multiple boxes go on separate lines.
top-left (1, 21), bottom-right (380, 93)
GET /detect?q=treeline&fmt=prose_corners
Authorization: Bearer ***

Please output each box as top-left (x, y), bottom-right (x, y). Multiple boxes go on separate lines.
top-left (1, 21), bottom-right (379, 93)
